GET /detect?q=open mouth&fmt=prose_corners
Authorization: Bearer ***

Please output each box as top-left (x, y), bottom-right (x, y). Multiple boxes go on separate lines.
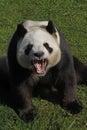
top-left (32, 59), bottom-right (48, 74)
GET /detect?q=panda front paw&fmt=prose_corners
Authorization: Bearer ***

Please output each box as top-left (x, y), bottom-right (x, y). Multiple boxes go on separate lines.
top-left (64, 100), bottom-right (82, 114)
top-left (18, 107), bottom-right (36, 122)
top-left (62, 100), bottom-right (82, 114)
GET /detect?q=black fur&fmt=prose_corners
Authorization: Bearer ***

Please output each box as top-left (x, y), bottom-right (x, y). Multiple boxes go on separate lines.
top-left (73, 56), bottom-right (87, 85)
top-left (0, 21), bottom-right (87, 122)
top-left (46, 21), bottom-right (56, 34)
top-left (25, 44), bottom-right (33, 55)
top-left (44, 43), bottom-right (53, 53)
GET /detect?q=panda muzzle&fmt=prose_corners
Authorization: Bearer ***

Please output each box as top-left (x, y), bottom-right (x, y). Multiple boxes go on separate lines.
top-left (33, 59), bottom-right (48, 74)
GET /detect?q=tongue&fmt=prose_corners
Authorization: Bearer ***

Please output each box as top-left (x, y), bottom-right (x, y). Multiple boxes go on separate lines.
top-left (34, 63), bottom-right (45, 74)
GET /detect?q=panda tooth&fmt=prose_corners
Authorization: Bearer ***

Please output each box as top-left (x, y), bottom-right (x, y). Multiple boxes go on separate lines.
top-left (45, 61), bottom-right (46, 66)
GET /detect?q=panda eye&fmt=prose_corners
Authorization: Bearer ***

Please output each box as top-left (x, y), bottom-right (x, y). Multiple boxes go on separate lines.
top-left (25, 44), bottom-right (33, 55)
top-left (43, 43), bottom-right (53, 53)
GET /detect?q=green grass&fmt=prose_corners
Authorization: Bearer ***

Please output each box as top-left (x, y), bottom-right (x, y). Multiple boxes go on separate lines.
top-left (0, 0), bottom-right (87, 129)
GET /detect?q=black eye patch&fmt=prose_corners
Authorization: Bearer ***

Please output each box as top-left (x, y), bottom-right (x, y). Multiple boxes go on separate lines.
top-left (43, 43), bottom-right (53, 53)
top-left (25, 44), bottom-right (33, 55)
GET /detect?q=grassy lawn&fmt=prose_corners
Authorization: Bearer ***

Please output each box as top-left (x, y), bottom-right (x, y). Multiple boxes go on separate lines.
top-left (0, 0), bottom-right (87, 129)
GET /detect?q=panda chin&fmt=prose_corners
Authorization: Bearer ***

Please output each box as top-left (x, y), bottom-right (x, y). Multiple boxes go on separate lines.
top-left (32, 59), bottom-right (48, 76)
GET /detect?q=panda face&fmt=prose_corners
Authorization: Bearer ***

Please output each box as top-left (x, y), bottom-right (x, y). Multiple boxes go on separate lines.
top-left (17, 23), bottom-right (61, 76)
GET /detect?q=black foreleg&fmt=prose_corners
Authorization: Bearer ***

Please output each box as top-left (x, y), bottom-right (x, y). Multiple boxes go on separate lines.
top-left (58, 69), bottom-right (82, 114)
top-left (11, 81), bottom-right (36, 122)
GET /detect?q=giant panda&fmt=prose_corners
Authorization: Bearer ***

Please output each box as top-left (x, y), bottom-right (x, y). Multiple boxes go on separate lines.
top-left (0, 20), bottom-right (87, 122)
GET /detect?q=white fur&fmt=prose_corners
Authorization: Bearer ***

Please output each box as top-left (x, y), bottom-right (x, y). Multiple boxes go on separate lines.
top-left (23, 20), bottom-right (48, 31)
top-left (17, 20), bottom-right (61, 75)
top-left (23, 20), bottom-right (60, 46)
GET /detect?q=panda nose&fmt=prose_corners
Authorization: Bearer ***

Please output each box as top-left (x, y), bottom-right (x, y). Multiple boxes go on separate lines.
top-left (34, 51), bottom-right (44, 58)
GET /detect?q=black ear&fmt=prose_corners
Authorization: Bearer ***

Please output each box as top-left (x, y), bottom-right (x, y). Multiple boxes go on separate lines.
top-left (16, 23), bottom-right (27, 37)
top-left (46, 21), bottom-right (56, 34)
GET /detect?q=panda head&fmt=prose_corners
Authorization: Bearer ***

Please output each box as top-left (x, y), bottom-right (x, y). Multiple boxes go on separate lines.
top-left (17, 20), bottom-right (61, 76)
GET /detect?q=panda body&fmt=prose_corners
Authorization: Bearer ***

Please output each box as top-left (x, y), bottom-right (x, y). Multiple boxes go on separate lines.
top-left (0, 20), bottom-right (87, 122)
